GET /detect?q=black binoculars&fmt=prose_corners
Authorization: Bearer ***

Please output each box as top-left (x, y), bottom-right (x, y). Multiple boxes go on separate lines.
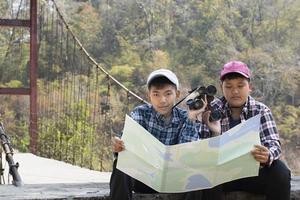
top-left (186, 85), bottom-right (221, 122)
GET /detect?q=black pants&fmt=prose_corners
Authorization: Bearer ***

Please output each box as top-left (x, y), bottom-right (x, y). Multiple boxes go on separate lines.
top-left (109, 158), bottom-right (222, 200)
top-left (222, 159), bottom-right (291, 200)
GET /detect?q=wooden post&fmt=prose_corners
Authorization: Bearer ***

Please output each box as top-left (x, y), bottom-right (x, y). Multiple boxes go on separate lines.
top-left (29, 0), bottom-right (38, 154)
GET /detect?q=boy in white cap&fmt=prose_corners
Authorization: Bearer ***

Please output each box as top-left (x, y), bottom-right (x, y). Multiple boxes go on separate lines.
top-left (213, 61), bottom-right (291, 200)
top-left (110, 68), bottom-right (220, 200)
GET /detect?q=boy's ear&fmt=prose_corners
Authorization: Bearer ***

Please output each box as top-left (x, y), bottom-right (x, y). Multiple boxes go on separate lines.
top-left (147, 90), bottom-right (151, 100)
top-left (249, 82), bottom-right (253, 92)
top-left (219, 82), bottom-right (223, 93)
top-left (176, 90), bottom-right (180, 98)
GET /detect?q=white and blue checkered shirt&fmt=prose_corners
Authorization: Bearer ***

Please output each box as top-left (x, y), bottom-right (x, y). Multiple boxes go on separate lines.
top-left (124, 104), bottom-right (202, 145)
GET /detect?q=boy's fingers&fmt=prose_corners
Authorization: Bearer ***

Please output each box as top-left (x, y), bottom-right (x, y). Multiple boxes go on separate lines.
top-left (111, 136), bottom-right (125, 152)
top-left (202, 110), bottom-right (210, 122)
top-left (254, 144), bottom-right (268, 152)
top-left (251, 145), bottom-right (269, 163)
top-left (200, 95), bottom-right (208, 109)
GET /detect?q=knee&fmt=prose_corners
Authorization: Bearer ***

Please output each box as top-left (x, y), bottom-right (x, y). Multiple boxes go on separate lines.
top-left (269, 160), bottom-right (291, 186)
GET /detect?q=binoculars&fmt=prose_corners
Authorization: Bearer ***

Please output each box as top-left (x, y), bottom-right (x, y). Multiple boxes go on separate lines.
top-left (186, 85), bottom-right (221, 122)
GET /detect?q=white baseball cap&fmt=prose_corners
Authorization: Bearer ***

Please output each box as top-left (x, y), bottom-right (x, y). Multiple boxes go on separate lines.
top-left (146, 69), bottom-right (179, 89)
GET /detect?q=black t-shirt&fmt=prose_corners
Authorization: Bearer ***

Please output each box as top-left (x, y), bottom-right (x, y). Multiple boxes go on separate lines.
top-left (229, 117), bottom-right (241, 129)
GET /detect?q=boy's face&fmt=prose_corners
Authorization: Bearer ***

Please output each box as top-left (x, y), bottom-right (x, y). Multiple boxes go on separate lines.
top-left (148, 84), bottom-right (180, 117)
top-left (221, 77), bottom-right (252, 108)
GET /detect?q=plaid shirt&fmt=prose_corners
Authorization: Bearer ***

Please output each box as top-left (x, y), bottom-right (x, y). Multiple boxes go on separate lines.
top-left (126, 104), bottom-right (201, 145)
top-left (211, 96), bottom-right (281, 165)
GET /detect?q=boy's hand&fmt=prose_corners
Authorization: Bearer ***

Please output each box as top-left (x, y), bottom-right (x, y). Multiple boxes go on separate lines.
top-left (112, 136), bottom-right (125, 152)
top-left (251, 144), bottom-right (270, 164)
top-left (188, 108), bottom-right (206, 121)
top-left (188, 96), bottom-right (207, 121)
top-left (202, 110), bottom-right (221, 136)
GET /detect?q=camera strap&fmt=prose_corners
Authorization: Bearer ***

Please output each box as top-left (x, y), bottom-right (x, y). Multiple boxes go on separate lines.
top-left (172, 86), bottom-right (200, 109)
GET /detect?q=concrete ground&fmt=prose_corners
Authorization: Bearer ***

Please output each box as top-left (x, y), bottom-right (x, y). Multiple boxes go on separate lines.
top-left (0, 153), bottom-right (111, 200)
top-left (0, 182), bottom-right (109, 200)
top-left (2, 153), bottom-right (111, 185)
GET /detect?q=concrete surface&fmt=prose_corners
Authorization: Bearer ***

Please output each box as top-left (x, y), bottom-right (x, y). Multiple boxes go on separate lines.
top-left (2, 153), bottom-right (111, 184)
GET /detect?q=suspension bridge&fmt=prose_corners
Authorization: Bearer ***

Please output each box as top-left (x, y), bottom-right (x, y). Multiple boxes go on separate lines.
top-left (0, 0), bottom-right (147, 174)
top-left (0, 0), bottom-right (299, 199)
top-left (0, 0), bottom-right (147, 197)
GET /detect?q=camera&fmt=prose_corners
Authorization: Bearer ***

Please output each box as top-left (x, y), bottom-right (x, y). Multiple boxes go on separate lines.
top-left (186, 85), bottom-right (221, 122)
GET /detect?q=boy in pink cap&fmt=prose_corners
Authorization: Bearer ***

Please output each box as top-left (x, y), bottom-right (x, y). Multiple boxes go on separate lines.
top-left (214, 61), bottom-right (291, 200)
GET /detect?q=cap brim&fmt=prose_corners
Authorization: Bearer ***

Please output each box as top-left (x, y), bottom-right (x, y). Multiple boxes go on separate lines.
top-left (221, 71), bottom-right (250, 80)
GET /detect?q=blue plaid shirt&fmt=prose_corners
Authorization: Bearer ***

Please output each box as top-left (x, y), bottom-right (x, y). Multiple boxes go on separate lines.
top-left (126, 104), bottom-right (201, 145)
top-left (211, 96), bottom-right (281, 165)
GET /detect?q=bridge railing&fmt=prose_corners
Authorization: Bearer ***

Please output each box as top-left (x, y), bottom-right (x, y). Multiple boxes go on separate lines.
top-left (36, 0), bottom-right (146, 171)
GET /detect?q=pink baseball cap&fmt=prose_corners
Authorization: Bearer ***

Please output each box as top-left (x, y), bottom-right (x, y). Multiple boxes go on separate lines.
top-left (220, 61), bottom-right (251, 80)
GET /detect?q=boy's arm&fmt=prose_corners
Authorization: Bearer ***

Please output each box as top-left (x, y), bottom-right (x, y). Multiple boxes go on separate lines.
top-left (178, 118), bottom-right (202, 143)
top-left (199, 97), bottom-right (222, 139)
top-left (176, 105), bottom-right (204, 143)
top-left (178, 106), bottom-right (210, 143)
top-left (179, 101), bottom-right (221, 142)
top-left (178, 117), bottom-right (220, 143)
top-left (199, 122), bottom-right (219, 139)
top-left (260, 108), bottom-right (282, 165)
top-left (201, 111), bottom-right (221, 137)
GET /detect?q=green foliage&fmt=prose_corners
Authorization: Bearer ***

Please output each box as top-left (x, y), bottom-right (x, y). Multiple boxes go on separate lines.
top-left (109, 64), bottom-right (135, 88)
top-left (38, 98), bottom-right (113, 170)
top-left (0, 95), bottom-right (29, 153)
top-left (4, 80), bottom-right (23, 88)
top-left (49, 0), bottom-right (300, 108)
top-left (273, 105), bottom-right (300, 140)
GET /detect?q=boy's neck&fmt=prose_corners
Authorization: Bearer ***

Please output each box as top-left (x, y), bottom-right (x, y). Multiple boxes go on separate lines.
top-left (162, 111), bottom-right (172, 119)
top-left (163, 114), bottom-right (172, 124)
top-left (230, 107), bottom-right (243, 120)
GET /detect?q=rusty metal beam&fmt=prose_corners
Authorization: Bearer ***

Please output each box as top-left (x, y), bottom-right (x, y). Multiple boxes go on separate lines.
top-left (0, 19), bottom-right (30, 27)
top-left (0, 2), bottom-right (38, 154)
top-left (29, 0), bottom-right (38, 154)
top-left (0, 88), bottom-right (30, 95)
